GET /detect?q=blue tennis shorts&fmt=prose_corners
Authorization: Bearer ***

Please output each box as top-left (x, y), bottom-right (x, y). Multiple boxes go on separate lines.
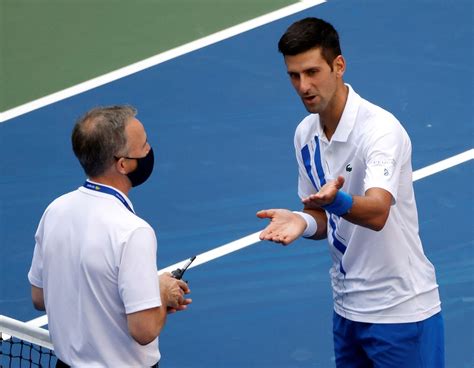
top-left (333, 311), bottom-right (444, 368)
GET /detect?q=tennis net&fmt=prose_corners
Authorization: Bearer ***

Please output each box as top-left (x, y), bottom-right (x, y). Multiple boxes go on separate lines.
top-left (0, 315), bottom-right (57, 367)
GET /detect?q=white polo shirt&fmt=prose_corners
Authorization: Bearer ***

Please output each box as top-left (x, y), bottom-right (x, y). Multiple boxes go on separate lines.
top-left (28, 181), bottom-right (162, 366)
top-left (294, 85), bottom-right (441, 323)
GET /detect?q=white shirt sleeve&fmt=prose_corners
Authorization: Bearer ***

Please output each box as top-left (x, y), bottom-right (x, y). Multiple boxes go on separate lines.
top-left (297, 154), bottom-right (316, 199)
top-left (28, 215), bottom-right (46, 288)
top-left (118, 226), bottom-right (162, 314)
top-left (294, 119), bottom-right (318, 199)
top-left (363, 118), bottom-right (409, 203)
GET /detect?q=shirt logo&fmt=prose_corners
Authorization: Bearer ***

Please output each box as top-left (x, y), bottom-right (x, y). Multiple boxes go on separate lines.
top-left (345, 164), bottom-right (352, 172)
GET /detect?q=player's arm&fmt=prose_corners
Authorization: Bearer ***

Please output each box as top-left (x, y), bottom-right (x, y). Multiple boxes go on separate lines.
top-left (257, 206), bottom-right (327, 245)
top-left (31, 285), bottom-right (45, 311)
top-left (342, 187), bottom-right (391, 231)
top-left (301, 207), bottom-right (328, 239)
top-left (317, 118), bottom-right (403, 231)
top-left (257, 129), bottom-right (330, 245)
top-left (303, 176), bottom-right (392, 231)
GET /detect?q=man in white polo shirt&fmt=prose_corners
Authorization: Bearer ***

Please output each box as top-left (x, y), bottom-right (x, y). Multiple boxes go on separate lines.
top-left (257, 18), bottom-right (444, 367)
top-left (28, 105), bottom-right (191, 367)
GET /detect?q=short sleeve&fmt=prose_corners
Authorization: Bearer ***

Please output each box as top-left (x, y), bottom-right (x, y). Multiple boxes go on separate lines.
top-left (28, 217), bottom-right (45, 288)
top-left (297, 157), bottom-right (317, 199)
top-left (363, 120), bottom-right (409, 202)
top-left (294, 121), bottom-right (318, 199)
top-left (118, 227), bottom-right (161, 314)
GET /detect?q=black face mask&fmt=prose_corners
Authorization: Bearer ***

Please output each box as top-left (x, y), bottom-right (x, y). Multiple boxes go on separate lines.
top-left (126, 147), bottom-right (155, 187)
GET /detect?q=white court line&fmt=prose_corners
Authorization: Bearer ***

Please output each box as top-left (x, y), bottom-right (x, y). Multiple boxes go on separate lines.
top-left (26, 148), bottom-right (474, 328)
top-left (158, 231), bottom-right (262, 274)
top-left (412, 149), bottom-right (474, 181)
top-left (0, 0), bottom-right (326, 123)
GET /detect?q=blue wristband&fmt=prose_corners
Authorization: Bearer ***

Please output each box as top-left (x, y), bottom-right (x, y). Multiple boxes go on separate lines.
top-left (322, 191), bottom-right (353, 216)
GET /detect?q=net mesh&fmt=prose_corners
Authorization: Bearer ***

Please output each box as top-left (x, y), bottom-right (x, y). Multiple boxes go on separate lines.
top-left (0, 315), bottom-right (57, 368)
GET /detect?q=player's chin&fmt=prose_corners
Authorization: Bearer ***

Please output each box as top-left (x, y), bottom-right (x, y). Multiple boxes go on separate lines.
top-left (304, 106), bottom-right (319, 114)
top-left (302, 101), bottom-right (323, 114)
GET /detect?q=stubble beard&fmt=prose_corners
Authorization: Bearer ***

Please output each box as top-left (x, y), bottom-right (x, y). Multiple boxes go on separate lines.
top-left (302, 99), bottom-right (326, 114)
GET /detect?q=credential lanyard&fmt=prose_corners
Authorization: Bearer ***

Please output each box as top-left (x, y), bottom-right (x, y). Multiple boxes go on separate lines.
top-left (83, 181), bottom-right (134, 214)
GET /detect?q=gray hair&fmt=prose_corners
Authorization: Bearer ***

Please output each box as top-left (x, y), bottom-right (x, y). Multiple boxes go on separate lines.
top-left (71, 105), bottom-right (137, 177)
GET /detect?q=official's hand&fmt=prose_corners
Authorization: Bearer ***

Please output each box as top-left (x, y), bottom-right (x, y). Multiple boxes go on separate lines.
top-left (159, 273), bottom-right (192, 313)
top-left (256, 209), bottom-right (306, 245)
top-left (302, 176), bottom-right (345, 209)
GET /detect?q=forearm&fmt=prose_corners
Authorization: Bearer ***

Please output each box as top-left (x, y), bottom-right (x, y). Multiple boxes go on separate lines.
top-left (341, 190), bottom-right (391, 231)
top-left (160, 285), bottom-right (177, 314)
top-left (302, 207), bottom-right (328, 240)
top-left (127, 306), bottom-right (167, 345)
top-left (155, 302), bottom-right (168, 333)
top-left (31, 285), bottom-right (46, 311)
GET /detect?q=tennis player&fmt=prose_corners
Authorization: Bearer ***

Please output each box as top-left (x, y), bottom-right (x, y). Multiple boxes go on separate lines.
top-left (28, 106), bottom-right (191, 367)
top-left (257, 18), bottom-right (444, 367)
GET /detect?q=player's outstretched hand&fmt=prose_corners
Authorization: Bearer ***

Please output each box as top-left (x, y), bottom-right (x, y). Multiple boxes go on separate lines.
top-left (302, 175), bottom-right (345, 209)
top-left (256, 209), bottom-right (306, 245)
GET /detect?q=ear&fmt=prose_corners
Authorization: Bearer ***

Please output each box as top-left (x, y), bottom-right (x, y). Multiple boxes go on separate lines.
top-left (334, 55), bottom-right (346, 78)
top-left (115, 157), bottom-right (129, 175)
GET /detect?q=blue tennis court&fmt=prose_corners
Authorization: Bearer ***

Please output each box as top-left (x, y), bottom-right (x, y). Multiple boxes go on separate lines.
top-left (1, 0), bottom-right (473, 366)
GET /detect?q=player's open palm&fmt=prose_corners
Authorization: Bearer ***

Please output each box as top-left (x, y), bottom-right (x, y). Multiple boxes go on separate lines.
top-left (257, 209), bottom-right (306, 245)
top-left (302, 175), bottom-right (345, 209)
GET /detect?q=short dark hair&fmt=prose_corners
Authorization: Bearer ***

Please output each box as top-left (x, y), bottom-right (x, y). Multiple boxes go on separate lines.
top-left (278, 17), bottom-right (342, 66)
top-left (71, 105), bottom-right (137, 177)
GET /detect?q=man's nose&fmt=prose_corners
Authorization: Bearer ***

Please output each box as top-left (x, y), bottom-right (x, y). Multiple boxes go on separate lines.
top-left (298, 74), bottom-right (311, 94)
